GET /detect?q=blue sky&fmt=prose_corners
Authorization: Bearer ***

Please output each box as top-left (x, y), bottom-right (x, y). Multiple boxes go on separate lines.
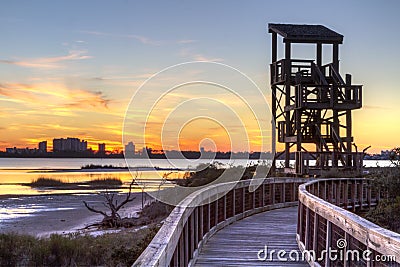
top-left (0, 1), bottom-right (399, 152)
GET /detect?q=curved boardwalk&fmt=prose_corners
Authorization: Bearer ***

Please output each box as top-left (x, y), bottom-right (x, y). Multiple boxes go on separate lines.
top-left (194, 206), bottom-right (308, 266)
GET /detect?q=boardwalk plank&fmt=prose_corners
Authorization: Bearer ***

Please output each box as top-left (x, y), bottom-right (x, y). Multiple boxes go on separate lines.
top-left (194, 206), bottom-right (308, 266)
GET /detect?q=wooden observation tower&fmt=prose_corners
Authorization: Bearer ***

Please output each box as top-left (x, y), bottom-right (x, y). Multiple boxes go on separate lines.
top-left (269, 24), bottom-right (363, 176)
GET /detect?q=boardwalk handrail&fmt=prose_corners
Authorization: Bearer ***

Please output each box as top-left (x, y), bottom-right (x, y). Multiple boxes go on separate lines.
top-left (133, 177), bottom-right (306, 267)
top-left (297, 178), bottom-right (400, 266)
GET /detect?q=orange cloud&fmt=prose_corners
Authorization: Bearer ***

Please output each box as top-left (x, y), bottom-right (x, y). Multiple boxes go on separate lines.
top-left (0, 82), bottom-right (110, 111)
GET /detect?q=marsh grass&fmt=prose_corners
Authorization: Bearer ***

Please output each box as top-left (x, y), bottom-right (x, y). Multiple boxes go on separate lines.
top-left (0, 225), bottom-right (158, 266)
top-left (29, 177), bottom-right (66, 187)
top-left (87, 177), bottom-right (123, 186)
top-left (29, 177), bottom-right (123, 188)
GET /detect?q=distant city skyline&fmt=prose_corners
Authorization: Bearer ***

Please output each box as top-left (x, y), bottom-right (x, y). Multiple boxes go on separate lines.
top-left (0, 137), bottom-right (391, 160)
top-left (1, 1), bottom-right (399, 153)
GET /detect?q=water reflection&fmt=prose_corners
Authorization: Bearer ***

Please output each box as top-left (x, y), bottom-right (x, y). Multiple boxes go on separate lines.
top-left (0, 170), bottom-right (182, 196)
top-left (0, 204), bottom-right (74, 221)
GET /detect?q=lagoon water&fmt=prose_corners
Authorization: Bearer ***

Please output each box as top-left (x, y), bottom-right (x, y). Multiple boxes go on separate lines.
top-left (0, 158), bottom-right (393, 225)
top-left (0, 158), bottom-right (393, 196)
top-left (0, 158), bottom-right (259, 196)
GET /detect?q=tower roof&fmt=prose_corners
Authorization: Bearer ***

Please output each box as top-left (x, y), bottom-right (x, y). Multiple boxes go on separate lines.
top-left (268, 23), bottom-right (343, 44)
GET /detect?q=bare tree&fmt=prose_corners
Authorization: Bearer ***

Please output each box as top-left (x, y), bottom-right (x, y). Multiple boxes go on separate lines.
top-left (156, 172), bottom-right (174, 202)
top-left (83, 178), bottom-right (136, 228)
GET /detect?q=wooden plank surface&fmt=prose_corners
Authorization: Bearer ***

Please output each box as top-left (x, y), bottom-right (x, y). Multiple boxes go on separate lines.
top-left (194, 206), bottom-right (308, 266)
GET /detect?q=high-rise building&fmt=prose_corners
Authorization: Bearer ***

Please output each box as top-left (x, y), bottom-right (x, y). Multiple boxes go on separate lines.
top-left (98, 143), bottom-right (106, 153)
top-left (53, 138), bottom-right (63, 152)
top-left (124, 142), bottom-right (135, 158)
top-left (38, 141), bottom-right (47, 153)
top-left (80, 140), bottom-right (87, 151)
top-left (53, 138), bottom-right (88, 152)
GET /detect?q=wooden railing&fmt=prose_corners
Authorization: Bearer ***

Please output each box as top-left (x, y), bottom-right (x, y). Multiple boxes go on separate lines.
top-left (294, 151), bottom-right (364, 176)
top-left (295, 84), bottom-right (362, 110)
top-left (270, 59), bottom-right (314, 84)
top-left (298, 178), bottom-right (400, 266)
top-left (133, 178), bottom-right (305, 267)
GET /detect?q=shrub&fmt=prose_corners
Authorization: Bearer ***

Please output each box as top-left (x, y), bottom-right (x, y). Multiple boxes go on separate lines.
top-left (175, 162), bottom-right (257, 187)
top-left (29, 177), bottom-right (66, 187)
top-left (0, 225), bottom-right (159, 266)
top-left (366, 166), bottom-right (400, 200)
top-left (86, 177), bottom-right (123, 186)
top-left (365, 196), bottom-right (400, 234)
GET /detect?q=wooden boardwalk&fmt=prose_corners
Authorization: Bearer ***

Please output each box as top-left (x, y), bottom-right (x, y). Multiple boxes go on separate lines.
top-left (194, 206), bottom-right (308, 266)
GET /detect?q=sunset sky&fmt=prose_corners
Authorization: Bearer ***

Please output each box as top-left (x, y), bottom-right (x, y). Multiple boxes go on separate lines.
top-left (1, 1), bottom-right (399, 153)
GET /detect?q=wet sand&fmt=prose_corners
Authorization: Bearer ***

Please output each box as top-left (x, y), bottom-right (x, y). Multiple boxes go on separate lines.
top-left (0, 192), bottom-right (145, 237)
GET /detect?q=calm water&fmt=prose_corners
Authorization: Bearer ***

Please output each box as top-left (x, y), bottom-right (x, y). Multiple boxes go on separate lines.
top-left (0, 158), bottom-right (259, 196)
top-left (0, 158), bottom-right (392, 196)
top-left (0, 158), bottom-right (393, 223)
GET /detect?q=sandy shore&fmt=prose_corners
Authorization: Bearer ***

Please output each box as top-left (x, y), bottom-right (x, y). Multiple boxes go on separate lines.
top-left (0, 192), bottom-right (146, 237)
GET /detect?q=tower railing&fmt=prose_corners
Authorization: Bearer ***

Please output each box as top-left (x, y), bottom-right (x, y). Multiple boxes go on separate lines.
top-left (295, 151), bottom-right (363, 175)
top-left (295, 84), bottom-right (362, 110)
top-left (297, 178), bottom-right (400, 266)
top-left (271, 59), bottom-right (314, 84)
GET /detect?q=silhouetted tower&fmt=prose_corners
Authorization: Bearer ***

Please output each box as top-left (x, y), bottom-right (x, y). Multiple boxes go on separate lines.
top-left (269, 24), bottom-right (363, 175)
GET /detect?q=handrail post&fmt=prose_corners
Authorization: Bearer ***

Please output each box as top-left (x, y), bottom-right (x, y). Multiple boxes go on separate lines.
top-left (359, 181), bottom-right (364, 211)
top-left (298, 202), bottom-right (304, 242)
top-left (242, 187), bottom-right (245, 213)
top-left (272, 183), bottom-right (276, 205)
top-left (190, 212), bottom-right (195, 261)
top-left (343, 232), bottom-right (349, 267)
top-left (336, 180), bottom-right (341, 206)
top-left (184, 223), bottom-right (189, 266)
top-left (252, 188), bottom-right (256, 209)
top-left (313, 213), bottom-right (318, 257)
top-left (179, 235), bottom-right (184, 266)
top-left (351, 181), bottom-right (356, 212)
top-left (223, 194), bottom-right (227, 221)
top-left (199, 205), bottom-right (204, 241)
top-left (305, 207), bottom-right (310, 250)
top-left (262, 183), bottom-right (265, 206)
top-left (344, 180), bottom-right (348, 209)
top-left (215, 195), bottom-right (219, 226)
top-left (232, 188), bottom-right (236, 215)
top-left (325, 221), bottom-right (332, 267)
top-left (367, 181), bottom-right (372, 209)
top-left (207, 202), bottom-right (211, 233)
top-left (194, 207), bottom-right (199, 249)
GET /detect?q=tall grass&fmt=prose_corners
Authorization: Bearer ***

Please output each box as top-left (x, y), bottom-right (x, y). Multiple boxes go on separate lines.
top-left (0, 226), bottom-right (158, 266)
top-left (29, 177), bottom-right (66, 187)
top-left (87, 177), bottom-right (123, 186)
top-left (29, 177), bottom-right (123, 188)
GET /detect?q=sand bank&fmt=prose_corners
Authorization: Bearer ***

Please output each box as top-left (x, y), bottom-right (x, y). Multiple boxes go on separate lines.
top-left (0, 192), bottom-right (146, 237)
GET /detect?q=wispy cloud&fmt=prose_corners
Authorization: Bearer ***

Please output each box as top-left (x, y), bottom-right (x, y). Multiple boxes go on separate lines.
top-left (79, 30), bottom-right (196, 46)
top-left (0, 82), bottom-right (110, 111)
top-left (179, 48), bottom-right (223, 62)
top-left (0, 50), bottom-right (91, 69)
top-left (192, 54), bottom-right (224, 62)
top-left (177, 39), bottom-right (197, 44)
